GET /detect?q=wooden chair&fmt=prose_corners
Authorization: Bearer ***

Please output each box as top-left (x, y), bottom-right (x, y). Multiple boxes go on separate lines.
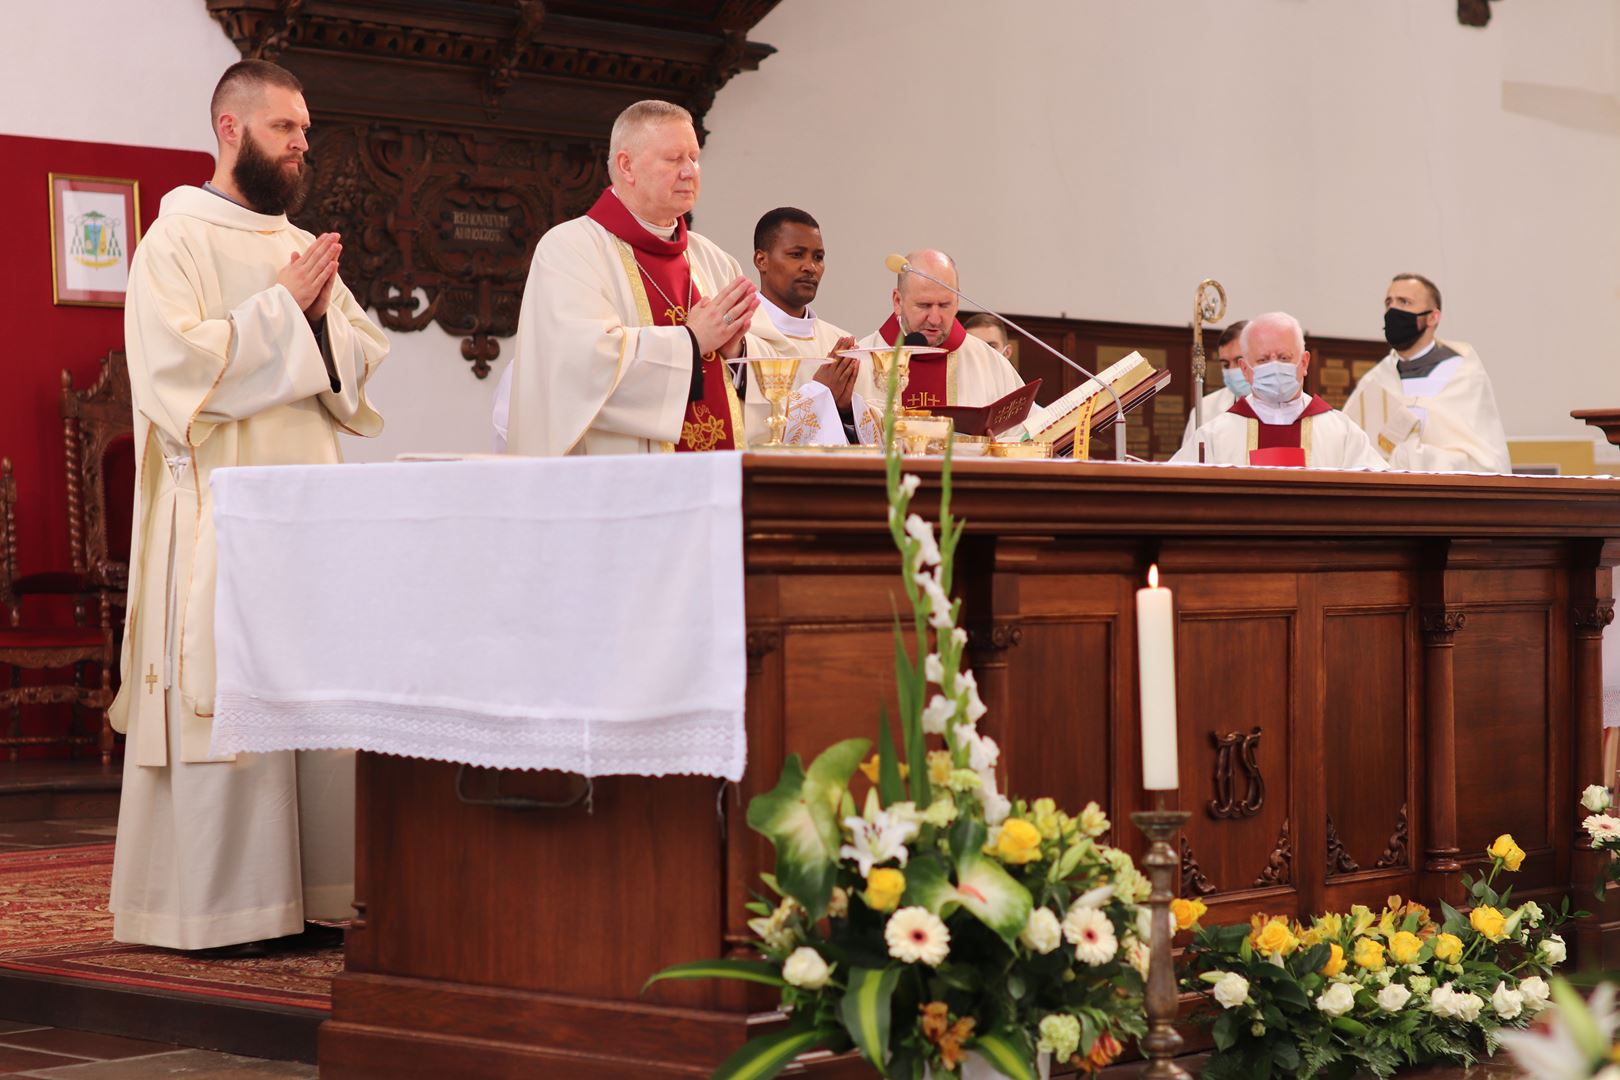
top-left (0, 458), bottom-right (116, 763)
top-left (63, 351), bottom-right (136, 607)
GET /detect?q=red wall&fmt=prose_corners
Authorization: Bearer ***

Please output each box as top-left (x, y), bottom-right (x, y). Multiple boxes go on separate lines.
top-left (0, 134), bottom-right (214, 593)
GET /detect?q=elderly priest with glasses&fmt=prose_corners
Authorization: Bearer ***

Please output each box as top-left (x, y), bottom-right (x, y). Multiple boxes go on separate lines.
top-left (1172, 312), bottom-right (1387, 470)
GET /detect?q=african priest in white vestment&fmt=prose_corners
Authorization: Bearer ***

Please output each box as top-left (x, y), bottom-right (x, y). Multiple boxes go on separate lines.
top-left (1343, 273), bottom-right (1511, 473)
top-left (498, 100), bottom-right (765, 456)
top-left (1173, 312), bottom-right (1387, 470)
top-left (109, 61), bottom-right (387, 950)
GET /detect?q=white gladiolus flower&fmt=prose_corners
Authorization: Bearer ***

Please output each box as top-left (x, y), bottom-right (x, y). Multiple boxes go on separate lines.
top-left (1072, 884), bottom-right (1115, 911)
top-left (1211, 972), bottom-right (1250, 1010)
top-left (1316, 982), bottom-right (1357, 1018)
top-left (1376, 983), bottom-right (1412, 1012)
top-left (925, 653), bottom-right (945, 685)
top-left (921, 694), bottom-right (956, 735)
top-left (885, 906), bottom-right (950, 966)
top-left (1061, 905), bottom-right (1119, 965)
top-left (1019, 907), bottom-right (1063, 954)
top-left (782, 947), bottom-right (831, 989)
top-left (981, 790), bottom-right (1011, 826)
top-left (899, 474), bottom-right (921, 498)
top-left (905, 514), bottom-right (941, 566)
top-left (839, 808), bottom-right (919, 877)
top-left (1584, 813), bottom-right (1620, 843)
top-left (1539, 934), bottom-right (1567, 966)
top-left (966, 732), bottom-right (1000, 776)
top-left (951, 627), bottom-right (967, 647)
top-left (915, 571), bottom-right (952, 627)
top-left (1518, 975), bottom-right (1551, 1013)
top-left (1584, 784), bottom-right (1612, 813)
top-left (1492, 981), bottom-right (1525, 1020)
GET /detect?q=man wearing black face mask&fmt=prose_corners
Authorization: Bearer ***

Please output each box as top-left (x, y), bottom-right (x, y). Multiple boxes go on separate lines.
top-left (1342, 273), bottom-right (1510, 473)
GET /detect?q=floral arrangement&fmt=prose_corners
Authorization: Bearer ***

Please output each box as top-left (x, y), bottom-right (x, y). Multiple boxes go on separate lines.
top-left (1179, 834), bottom-right (1574, 1079)
top-left (1581, 784), bottom-right (1620, 898)
top-left (646, 353), bottom-right (1147, 1079)
top-left (1499, 978), bottom-right (1620, 1080)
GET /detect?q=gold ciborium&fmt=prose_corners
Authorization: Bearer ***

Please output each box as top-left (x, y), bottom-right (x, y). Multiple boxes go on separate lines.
top-left (746, 356), bottom-right (802, 447)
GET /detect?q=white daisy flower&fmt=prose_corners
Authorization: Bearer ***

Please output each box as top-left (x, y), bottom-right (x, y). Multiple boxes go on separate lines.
top-left (1062, 904), bottom-right (1119, 965)
top-left (885, 906), bottom-right (950, 966)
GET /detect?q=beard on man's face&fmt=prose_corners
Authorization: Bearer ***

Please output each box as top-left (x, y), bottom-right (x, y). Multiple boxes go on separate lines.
top-left (232, 127), bottom-right (311, 216)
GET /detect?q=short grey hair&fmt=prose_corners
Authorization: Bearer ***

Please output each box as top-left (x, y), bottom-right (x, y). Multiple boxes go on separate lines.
top-left (1240, 311), bottom-right (1306, 359)
top-left (608, 100), bottom-right (694, 182)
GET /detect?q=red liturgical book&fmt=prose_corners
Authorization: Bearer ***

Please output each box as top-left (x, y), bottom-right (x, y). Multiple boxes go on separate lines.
top-left (929, 379), bottom-right (1043, 438)
top-left (1248, 447), bottom-right (1307, 467)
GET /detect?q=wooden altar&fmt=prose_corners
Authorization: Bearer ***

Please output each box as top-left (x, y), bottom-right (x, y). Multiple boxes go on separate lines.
top-left (319, 456), bottom-right (1620, 1078)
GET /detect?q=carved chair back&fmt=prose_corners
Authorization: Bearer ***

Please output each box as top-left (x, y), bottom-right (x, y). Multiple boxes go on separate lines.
top-left (62, 351), bottom-right (135, 592)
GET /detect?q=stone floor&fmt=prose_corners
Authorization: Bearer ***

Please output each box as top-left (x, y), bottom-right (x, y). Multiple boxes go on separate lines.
top-left (0, 1020), bottom-right (315, 1078)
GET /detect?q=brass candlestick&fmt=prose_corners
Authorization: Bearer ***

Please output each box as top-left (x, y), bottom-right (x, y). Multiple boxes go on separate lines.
top-left (1131, 804), bottom-right (1192, 1079)
top-left (1189, 279), bottom-right (1227, 432)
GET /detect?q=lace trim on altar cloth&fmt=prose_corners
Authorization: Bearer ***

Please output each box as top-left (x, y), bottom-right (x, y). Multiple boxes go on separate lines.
top-left (209, 695), bottom-right (746, 781)
top-left (1605, 686), bottom-right (1620, 730)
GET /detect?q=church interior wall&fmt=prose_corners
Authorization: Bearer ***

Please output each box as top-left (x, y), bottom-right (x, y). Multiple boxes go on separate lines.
top-left (2, 0), bottom-right (1617, 557)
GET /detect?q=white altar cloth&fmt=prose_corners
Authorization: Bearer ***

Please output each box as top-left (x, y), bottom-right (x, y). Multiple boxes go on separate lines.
top-left (207, 453), bottom-right (747, 780)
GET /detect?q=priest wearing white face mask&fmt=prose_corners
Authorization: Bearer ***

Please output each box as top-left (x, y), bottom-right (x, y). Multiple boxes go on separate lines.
top-left (1179, 320), bottom-right (1248, 452)
top-left (1172, 312), bottom-right (1387, 470)
top-left (1341, 273), bottom-right (1511, 473)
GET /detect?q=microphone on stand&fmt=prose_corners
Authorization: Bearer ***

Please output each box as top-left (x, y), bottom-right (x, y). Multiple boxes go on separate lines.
top-left (885, 253), bottom-right (1130, 462)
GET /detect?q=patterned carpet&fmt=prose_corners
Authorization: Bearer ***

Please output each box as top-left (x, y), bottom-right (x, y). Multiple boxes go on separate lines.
top-left (0, 845), bottom-right (339, 1010)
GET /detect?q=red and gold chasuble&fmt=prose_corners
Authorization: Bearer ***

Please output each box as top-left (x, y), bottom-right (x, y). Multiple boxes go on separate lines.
top-left (586, 189), bottom-right (741, 452)
top-left (876, 314), bottom-right (968, 411)
top-left (1227, 396), bottom-right (1334, 467)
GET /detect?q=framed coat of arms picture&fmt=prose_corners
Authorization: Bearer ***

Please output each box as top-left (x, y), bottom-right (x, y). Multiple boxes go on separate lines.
top-left (49, 173), bottom-right (141, 307)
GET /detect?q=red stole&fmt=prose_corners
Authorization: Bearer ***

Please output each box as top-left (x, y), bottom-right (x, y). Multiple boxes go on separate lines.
top-left (876, 314), bottom-right (968, 410)
top-left (586, 188), bottom-right (736, 452)
top-left (1228, 395), bottom-right (1333, 466)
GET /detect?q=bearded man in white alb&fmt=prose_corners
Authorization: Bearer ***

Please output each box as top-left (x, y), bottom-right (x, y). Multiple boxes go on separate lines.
top-left (495, 99), bottom-right (763, 456)
top-left (110, 60), bottom-right (387, 951)
top-left (1342, 273), bottom-right (1511, 473)
top-left (1173, 312), bottom-right (1386, 470)
top-left (851, 250), bottom-right (1022, 422)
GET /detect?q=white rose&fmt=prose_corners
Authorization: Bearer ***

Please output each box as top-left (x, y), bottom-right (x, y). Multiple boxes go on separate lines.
top-left (1376, 983), bottom-right (1411, 1012)
top-left (1584, 784), bottom-right (1613, 813)
top-left (1429, 983), bottom-right (1458, 1018)
top-left (1518, 975), bottom-right (1551, 1013)
top-left (1539, 934), bottom-right (1567, 966)
top-left (1315, 981), bottom-right (1357, 1018)
top-left (1491, 981), bottom-right (1524, 1020)
top-left (1455, 990), bottom-right (1484, 1023)
top-left (1019, 907), bottom-right (1063, 955)
top-left (782, 947), bottom-right (831, 990)
top-left (1212, 972), bottom-right (1250, 1010)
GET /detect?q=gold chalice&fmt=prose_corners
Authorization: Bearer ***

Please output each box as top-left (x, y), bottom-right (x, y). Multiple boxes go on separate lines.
top-left (746, 356), bottom-right (802, 447)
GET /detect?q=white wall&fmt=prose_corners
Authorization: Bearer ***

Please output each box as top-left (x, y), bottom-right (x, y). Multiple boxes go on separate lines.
top-left (699, 0), bottom-right (1620, 449)
top-left (9, 0), bottom-right (1620, 458)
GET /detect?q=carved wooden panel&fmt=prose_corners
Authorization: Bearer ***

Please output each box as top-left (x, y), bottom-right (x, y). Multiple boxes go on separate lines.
top-left (205, 0), bottom-right (779, 376)
top-left (1003, 619), bottom-right (1116, 817)
top-left (1323, 609), bottom-right (1410, 878)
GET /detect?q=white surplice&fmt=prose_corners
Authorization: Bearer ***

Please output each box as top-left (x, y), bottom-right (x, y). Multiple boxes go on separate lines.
top-left (742, 298), bottom-right (853, 446)
top-left (1171, 394), bottom-right (1389, 470)
top-left (109, 184), bottom-right (387, 950)
top-left (499, 210), bottom-right (767, 457)
top-left (1181, 386), bottom-right (1238, 450)
top-left (1341, 340), bottom-right (1511, 473)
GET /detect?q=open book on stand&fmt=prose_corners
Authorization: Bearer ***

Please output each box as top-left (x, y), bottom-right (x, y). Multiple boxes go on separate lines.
top-left (1020, 351), bottom-right (1171, 457)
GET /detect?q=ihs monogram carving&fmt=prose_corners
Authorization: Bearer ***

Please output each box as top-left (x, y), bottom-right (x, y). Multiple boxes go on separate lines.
top-left (1207, 727), bottom-right (1265, 820)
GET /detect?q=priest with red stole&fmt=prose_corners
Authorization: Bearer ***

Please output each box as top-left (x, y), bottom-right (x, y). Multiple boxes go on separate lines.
top-left (851, 249), bottom-right (1022, 422)
top-left (496, 100), bottom-right (764, 456)
top-left (1172, 312), bottom-right (1387, 470)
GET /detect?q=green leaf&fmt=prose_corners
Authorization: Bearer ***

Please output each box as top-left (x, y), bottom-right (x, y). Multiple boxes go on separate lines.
top-left (1332, 1016), bottom-right (1370, 1037)
top-left (891, 619), bottom-right (931, 807)
top-left (970, 1030), bottom-right (1038, 1080)
top-left (839, 966), bottom-right (902, 1072)
top-left (875, 704), bottom-right (905, 808)
top-left (900, 846), bottom-right (1032, 948)
top-left (711, 1023), bottom-right (835, 1080)
top-left (746, 738), bottom-right (871, 920)
top-left (643, 958), bottom-right (786, 992)
top-left (1212, 1010), bottom-right (1238, 1052)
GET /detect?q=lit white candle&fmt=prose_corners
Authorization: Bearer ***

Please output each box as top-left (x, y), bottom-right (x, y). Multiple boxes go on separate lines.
top-left (1136, 565), bottom-right (1180, 790)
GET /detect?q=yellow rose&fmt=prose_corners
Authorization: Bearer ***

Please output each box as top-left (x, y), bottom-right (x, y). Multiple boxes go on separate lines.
top-left (994, 819), bottom-right (1044, 865)
top-left (1319, 942), bottom-right (1346, 977)
top-left (1470, 905), bottom-right (1507, 942)
top-left (1388, 930), bottom-right (1423, 965)
top-left (1432, 933), bottom-right (1463, 964)
top-left (1353, 936), bottom-right (1386, 971)
top-left (864, 867), bottom-right (906, 912)
top-left (1488, 834), bottom-right (1526, 872)
top-left (1171, 898), bottom-right (1206, 932)
top-left (1253, 918), bottom-right (1299, 957)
